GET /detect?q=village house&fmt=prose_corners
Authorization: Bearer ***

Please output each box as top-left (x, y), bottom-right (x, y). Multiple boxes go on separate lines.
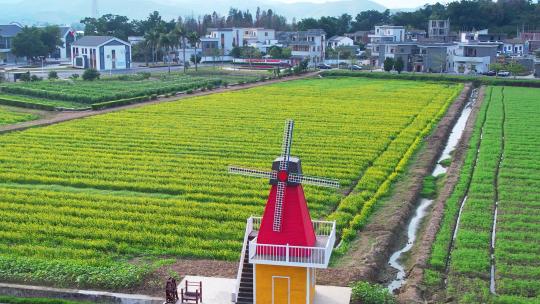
top-left (344, 30), bottom-right (371, 45)
top-left (204, 27), bottom-right (276, 55)
top-left (54, 26), bottom-right (76, 60)
top-left (503, 38), bottom-right (527, 56)
top-left (327, 36), bottom-right (354, 48)
top-left (71, 36), bottom-right (131, 71)
top-left (0, 23), bottom-right (23, 64)
top-left (277, 29), bottom-right (326, 66)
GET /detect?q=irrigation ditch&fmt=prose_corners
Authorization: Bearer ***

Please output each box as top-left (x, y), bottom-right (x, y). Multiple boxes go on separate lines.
top-left (396, 86), bottom-right (487, 303)
top-left (385, 87), bottom-right (479, 294)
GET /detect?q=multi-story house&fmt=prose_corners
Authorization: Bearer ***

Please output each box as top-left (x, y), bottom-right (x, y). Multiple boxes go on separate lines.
top-left (428, 19), bottom-right (450, 39)
top-left (367, 25), bottom-right (405, 67)
top-left (0, 24), bottom-right (23, 64)
top-left (205, 27), bottom-right (276, 56)
top-left (413, 43), bottom-right (453, 73)
top-left (344, 30), bottom-right (371, 45)
top-left (448, 42), bottom-right (501, 74)
top-left (277, 29), bottom-right (326, 66)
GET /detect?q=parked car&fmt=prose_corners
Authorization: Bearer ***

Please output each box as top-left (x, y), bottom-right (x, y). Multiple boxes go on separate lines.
top-left (350, 65), bottom-right (363, 71)
top-left (483, 70), bottom-right (496, 76)
top-left (497, 70), bottom-right (510, 77)
top-left (317, 64), bottom-right (332, 70)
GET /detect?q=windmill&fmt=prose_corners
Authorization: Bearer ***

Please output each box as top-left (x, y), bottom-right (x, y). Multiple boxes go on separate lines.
top-left (229, 119), bottom-right (339, 246)
top-left (230, 119), bottom-right (340, 304)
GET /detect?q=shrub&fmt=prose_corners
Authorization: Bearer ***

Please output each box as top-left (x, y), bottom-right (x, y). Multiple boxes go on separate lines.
top-left (186, 89), bottom-right (194, 94)
top-left (48, 71), bottom-right (59, 80)
top-left (82, 69), bottom-right (100, 81)
top-left (30, 75), bottom-right (42, 82)
top-left (19, 72), bottom-right (31, 82)
top-left (350, 282), bottom-right (396, 304)
top-left (150, 94), bottom-right (158, 100)
top-left (69, 74), bottom-right (79, 80)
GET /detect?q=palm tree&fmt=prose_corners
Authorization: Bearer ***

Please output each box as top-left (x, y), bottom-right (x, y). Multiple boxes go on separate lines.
top-left (144, 30), bottom-right (160, 64)
top-left (187, 32), bottom-right (201, 72)
top-left (158, 32), bottom-right (173, 74)
top-left (173, 23), bottom-right (187, 73)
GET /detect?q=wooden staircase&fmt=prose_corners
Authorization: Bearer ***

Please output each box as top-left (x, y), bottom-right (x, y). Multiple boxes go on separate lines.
top-left (236, 235), bottom-right (255, 304)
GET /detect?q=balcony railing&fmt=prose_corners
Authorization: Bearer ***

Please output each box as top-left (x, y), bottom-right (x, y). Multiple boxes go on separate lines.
top-left (247, 217), bottom-right (336, 268)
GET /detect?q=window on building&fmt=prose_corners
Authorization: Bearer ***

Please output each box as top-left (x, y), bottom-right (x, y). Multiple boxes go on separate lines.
top-left (439, 21), bottom-right (445, 27)
top-left (432, 21), bottom-right (436, 27)
top-left (265, 32), bottom-right (268, 36)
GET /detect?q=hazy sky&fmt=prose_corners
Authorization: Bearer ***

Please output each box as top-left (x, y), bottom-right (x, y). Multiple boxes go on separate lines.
top-left (276, 0), bottom-right (447, 8)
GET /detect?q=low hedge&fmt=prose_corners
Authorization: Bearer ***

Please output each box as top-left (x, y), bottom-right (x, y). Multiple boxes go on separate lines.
top-left (91, 96), bottom-right (150, 110)
top-left (321, 70), bottom-right (540, 87)
top-left (0, 296), bottom-right (90, 304)
top-left (0, 97), bottom-right (56, 111)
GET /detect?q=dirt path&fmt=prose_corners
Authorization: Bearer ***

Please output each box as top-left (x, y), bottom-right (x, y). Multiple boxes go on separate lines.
top-left (397, 86), bottom-right (487, 303)
top-left (0, 71), bottom-right (320, 135)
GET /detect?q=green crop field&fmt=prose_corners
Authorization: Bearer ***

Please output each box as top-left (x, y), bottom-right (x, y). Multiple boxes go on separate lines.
top-left (0, 70), bottom-right (264, 109)
top-left (0, 77), bottom-right (461, 289)
top-left (426, 86), bottom-right (540, 303)
top-left (0, 106), bottom-right (38, 126)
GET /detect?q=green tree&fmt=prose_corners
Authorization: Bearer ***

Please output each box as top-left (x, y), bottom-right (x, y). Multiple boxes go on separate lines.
top-left (383, 57), bottom-right (394, 72)
top-left (489, 62), bottom-right (505, 77)
top-left (230, 46), bottom-right (242, 58)
top-left (268, 46), bottom-right (283, 59)
top-left (506, 60), bottom-right (527, 78)
top-left (187, 32), bottom-right (201, 71)
top-left (11, 26), bottom-right (48, 62)
top-left (394, 57), bottom-right (404, 74)
top-left (144, 30), bottom-right (160, 64)
top-left (40, 26), bottom-right (62, 57)
top-left (81, 14), bottom-right (135, 41)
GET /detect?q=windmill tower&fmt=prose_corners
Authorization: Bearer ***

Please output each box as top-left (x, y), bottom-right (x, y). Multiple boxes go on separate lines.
top-left (91, 0), bottom-right (99, 18)
top-left (230, 119), bottom-right (339, 304)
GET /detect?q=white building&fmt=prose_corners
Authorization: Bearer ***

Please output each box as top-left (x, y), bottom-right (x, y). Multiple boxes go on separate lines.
top-left (327, 36), bottom-right (354, 48)
top-left (205, 27), bottom-right (276, 56)
top-left (71, 36), bottom-right (132, 71)
top-left (503, 38), bottom-right (526, 56)
top-left (128, 36), bottom-right (145, 45)
top-left (429, 19), bottom-right (450, 38)
top-left (448, 42), bottom-right (501, 74)
top-left (277, 29), bottom-right (326, 66)
top-left (369, 25), bottom-right (405, 43)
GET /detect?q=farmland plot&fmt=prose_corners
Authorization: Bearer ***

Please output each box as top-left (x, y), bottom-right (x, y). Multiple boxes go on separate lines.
top-left (428, 86), bottom-right (540, 303)
top-left (0, 106), bottom-right (38, 126)
top-left (0, 78), bottom-right (461, 289)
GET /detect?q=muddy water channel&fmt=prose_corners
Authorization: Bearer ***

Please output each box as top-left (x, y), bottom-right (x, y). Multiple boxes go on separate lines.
top-left (387, 89), bottom-right (479, 293)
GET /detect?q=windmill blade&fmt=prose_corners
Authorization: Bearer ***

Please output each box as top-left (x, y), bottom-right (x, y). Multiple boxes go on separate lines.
top-left (273, 182), bottom-right (286, 232)
top-left (289, 173), bottom-right (340, 189)
top-left (279, 119), bottom-right (295, 170)
top-left (228, 166), bottom-right (275, 179)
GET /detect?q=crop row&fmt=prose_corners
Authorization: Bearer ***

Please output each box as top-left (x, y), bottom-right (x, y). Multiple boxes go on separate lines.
top-left (1, 75), bottom-right (222, 104)
top-left (0, 78), bottom-right (461, 288)
top-left (0, 107), bottom-right (38, 126)
top-left (427, 86), bottom-right (540, 303)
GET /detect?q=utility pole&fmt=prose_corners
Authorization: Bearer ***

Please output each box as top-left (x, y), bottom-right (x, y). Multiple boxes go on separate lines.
top-left (92, 0), bottom-right (99, 19)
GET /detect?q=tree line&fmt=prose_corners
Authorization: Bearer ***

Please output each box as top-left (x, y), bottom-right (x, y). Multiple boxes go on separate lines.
top-left (299, 0), bottom-right (540, 38)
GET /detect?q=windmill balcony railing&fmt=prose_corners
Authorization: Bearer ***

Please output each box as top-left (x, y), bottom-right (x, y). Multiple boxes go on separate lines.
top-left (246, 217), bottom-right (336, 268)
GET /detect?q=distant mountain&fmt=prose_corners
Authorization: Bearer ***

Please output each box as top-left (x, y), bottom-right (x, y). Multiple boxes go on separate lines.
top-left (0, 0), bottom-right (387, 26)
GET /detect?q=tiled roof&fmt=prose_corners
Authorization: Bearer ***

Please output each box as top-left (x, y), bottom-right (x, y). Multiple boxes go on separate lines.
top-left (72, 36), bottom-right (128, 47)
top-left (0, 24), bottom-right (22, 37)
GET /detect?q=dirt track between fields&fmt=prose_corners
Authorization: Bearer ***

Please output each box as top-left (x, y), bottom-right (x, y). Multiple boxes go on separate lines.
top-left (0, 71), bottom-right (320, 135)
top-left (397, 86), bottom-right (486, 303)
